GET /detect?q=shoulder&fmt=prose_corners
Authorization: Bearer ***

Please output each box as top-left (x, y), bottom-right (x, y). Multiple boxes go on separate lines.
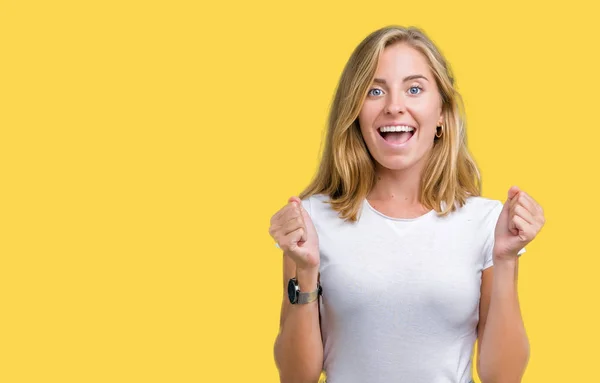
top-left (300, 193), bottom-right (332, 215)
top-left (454, 196), bottom-right (504, 225)
top-left (300, 193), bottom-right (346, 229)
top-left (463, 195), bottom-right (502, 210)
top-left (462, 195), bottom-right (503, 213)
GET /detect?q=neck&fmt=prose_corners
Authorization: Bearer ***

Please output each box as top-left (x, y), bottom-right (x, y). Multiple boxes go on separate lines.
top-left (368, 164), bottom-right (423, 206)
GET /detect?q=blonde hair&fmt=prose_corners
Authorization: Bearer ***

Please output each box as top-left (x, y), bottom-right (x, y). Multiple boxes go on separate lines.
top-left (299, 25), bottom-right (482, 222)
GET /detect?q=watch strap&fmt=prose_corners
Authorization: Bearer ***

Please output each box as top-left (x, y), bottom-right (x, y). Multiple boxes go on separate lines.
top-left (289, 277), bottom-right (322, 304)
top-left (297, 288), bottom-right (320, 304)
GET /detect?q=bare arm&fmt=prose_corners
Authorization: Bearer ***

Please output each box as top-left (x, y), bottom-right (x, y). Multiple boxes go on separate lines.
top-left (477, 257), bottom-right (530, 383)
top-left (274, 254), bottom-right (323, 383)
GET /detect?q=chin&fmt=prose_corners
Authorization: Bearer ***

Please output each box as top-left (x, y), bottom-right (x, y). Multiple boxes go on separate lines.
top-left (376, 156), bottom-right (417, 171)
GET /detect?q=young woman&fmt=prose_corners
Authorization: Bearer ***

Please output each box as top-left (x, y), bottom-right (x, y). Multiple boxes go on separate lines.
top-left (269, 26), bottom-right (545, 383)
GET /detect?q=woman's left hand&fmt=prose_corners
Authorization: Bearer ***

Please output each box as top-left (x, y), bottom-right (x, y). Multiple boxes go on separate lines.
top-left (493, 186), bottom-right (545, 262)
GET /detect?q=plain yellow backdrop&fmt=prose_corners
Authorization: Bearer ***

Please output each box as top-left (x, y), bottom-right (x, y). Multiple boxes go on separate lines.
top-left (1, 0), bottom-right (598, 381)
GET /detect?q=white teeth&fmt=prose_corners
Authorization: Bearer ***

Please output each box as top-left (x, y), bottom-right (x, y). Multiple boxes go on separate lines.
top-left (379, 125), bottom-right (415, 133)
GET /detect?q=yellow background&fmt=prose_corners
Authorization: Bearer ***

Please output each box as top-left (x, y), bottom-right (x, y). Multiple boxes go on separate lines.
top-left (1, 0), bottom-right (598, 381)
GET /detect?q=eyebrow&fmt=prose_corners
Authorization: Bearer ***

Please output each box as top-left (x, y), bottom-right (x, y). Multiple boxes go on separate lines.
top-left (372, 75), bottom-right (429, 84)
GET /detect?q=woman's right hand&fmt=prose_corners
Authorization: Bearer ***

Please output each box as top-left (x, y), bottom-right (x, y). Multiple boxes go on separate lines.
top-left (269, 196), bottom-right (320, 272)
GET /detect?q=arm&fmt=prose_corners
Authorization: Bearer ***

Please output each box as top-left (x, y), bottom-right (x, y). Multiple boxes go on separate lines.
top-left (476, 257), bottom-right (530, 383)
top-left (274, 254), bottom-right (323, 383)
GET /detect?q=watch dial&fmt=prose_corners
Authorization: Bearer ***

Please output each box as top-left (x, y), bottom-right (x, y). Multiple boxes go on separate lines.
top-left (287, 279), bottom-right (297, 303)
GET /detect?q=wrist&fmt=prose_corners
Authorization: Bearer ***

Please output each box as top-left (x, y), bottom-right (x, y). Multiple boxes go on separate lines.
top-left (493, 249), bottom-right (519, 263)
top-left (493, 254), bottom-right (518, 270)
top-left (296, 265), bottom-right (319, 292)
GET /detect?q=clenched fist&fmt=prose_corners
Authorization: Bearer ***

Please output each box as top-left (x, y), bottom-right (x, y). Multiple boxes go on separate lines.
top-left (269, 196), bottom-right (320, 271)
top-left (493, 186), bottom-right (545, 262)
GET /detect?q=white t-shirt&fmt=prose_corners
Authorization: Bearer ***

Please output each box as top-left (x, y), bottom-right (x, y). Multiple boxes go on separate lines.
top-left (301, 193), bottom-right (524, 383)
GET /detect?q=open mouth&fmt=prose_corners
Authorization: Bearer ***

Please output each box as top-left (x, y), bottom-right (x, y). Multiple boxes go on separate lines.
top-left (377, 126), bottom-right (415, 146)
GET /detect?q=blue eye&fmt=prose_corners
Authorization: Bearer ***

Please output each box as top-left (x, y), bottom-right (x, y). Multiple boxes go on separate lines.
top-left (368, 88), bottom-right (383, 97)
top-left (409, 86), bottom-right (422, 95)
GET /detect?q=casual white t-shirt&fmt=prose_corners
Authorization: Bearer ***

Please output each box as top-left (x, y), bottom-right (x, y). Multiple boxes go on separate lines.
top-left (301, 193), bottom-right (524, 383)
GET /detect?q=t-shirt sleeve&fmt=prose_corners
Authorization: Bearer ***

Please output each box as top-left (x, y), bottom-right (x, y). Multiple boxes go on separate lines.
top-left (482, 200), bottom-right (526, 270)
top-left (300, 196), bottom-right (312, 216)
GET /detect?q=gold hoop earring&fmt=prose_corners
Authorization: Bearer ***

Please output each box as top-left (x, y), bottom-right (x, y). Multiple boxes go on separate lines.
top-left (435, 125), bottom-right (443, 138)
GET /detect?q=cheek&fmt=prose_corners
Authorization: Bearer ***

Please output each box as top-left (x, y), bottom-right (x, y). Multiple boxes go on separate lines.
top-left (409, 99), bottom-right (442, 129)
top-left (359, 102), bottom-right (381, 123)
top-left (358, 106), bottom-right (378, 134)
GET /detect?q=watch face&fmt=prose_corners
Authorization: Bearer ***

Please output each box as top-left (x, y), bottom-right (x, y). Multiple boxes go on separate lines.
top-left (287, 278), bottom-right (298, 304)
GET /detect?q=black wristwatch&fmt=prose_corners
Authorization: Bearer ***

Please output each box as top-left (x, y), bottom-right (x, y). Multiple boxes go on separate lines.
top-left (287, 277), bottom-right (322, 304)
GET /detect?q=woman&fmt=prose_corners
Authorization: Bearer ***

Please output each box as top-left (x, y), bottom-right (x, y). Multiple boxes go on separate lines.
top-left (268, 26), bottom-right (545, 383)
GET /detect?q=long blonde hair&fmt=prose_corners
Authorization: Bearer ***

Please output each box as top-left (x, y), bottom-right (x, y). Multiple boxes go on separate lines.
top-left (299, 26), bottom-right (481, 222)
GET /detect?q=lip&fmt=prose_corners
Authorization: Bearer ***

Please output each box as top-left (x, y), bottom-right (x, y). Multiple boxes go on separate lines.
top-left (376, 127), bottom-right (416, 149)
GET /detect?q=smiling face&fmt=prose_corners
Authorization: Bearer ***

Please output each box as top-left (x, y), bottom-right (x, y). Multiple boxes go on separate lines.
top-left (358, 42), bottom-right (444, 173)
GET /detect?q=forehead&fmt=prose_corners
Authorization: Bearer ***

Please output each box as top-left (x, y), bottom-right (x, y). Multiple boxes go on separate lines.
top-left (374, 43), bottom-right (432, 79)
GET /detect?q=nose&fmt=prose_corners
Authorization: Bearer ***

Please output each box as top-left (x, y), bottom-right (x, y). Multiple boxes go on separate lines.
top-left (384, 94), bottom-right (406, 114)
